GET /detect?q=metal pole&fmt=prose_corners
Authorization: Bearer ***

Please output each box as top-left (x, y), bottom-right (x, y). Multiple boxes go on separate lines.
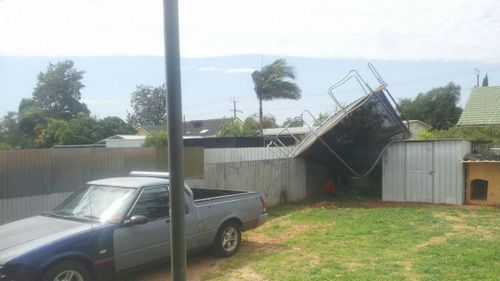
top-left (163, 0), bottom-right (186, 280)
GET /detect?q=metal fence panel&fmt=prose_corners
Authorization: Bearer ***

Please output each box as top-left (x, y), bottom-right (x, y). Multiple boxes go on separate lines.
top-left (405, 142), bottom-right (434, 203)
top-left (433, 140), bottom-right (470, 204)
top-left (382, 142), bottom-right (405, 201)
top-left (187, 158), bottom-right (307, 206)
top-left (0, 147), bottom-right (203, 199)
top-left (204, 147), bottom-right (288, 163)
top-left (0, 192), bottom-right (72, 225)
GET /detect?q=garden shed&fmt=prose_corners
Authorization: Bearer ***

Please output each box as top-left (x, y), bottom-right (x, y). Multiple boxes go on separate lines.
top-left (382, 139), bottom-right (471, 204)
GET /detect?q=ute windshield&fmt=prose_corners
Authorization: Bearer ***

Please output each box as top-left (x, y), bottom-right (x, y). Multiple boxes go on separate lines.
top-left (50, 185), bottom-right (136, 223)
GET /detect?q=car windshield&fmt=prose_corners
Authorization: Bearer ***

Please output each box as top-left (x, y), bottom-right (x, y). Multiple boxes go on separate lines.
top-left (50, 185), bottom-right (136, 223)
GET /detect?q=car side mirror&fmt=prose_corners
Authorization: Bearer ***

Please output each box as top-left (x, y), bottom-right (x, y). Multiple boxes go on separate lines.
top-left (123, 215), bottom-right (149, 226)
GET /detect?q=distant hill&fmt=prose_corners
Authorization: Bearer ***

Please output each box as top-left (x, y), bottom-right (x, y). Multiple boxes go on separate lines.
top-left (1, 55), bottom-right (499, 123)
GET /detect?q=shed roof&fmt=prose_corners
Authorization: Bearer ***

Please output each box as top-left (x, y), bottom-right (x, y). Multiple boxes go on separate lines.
top-left (457, 86), bottom-right (500, 126)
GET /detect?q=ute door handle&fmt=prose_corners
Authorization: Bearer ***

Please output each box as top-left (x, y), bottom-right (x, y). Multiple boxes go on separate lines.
top-left (165, 218), bottom-right (171, 223)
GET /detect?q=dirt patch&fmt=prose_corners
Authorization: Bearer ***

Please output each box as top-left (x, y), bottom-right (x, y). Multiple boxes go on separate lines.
top-left (416, 234), bottom-right (450, 249)
top-left (310, 201), bottom-right (337, 209)
top-left (119, 235), bottom-right (284, 281)
top-left (347, 262), bottom-right (362, 270)
top-left (416, 212), bottom-right (495, 250)
top-left (221, 265), bottom-right (268, 281)
top-left (399, 261), bottom-right (419, 281)
top-left (344, 200), bottom-right (484, 209)
top-left (118, 252), bottom-right (222, 281)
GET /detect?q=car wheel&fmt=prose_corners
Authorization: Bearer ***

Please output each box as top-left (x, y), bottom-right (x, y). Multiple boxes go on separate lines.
top-left (42, 260), bottom-right (91, 281)
top-left (213, 220), bottom-right (241, 257)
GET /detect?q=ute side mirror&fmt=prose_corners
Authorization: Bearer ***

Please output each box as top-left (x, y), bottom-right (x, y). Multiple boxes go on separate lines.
top-left (123, 215), bottom-right (149, 226)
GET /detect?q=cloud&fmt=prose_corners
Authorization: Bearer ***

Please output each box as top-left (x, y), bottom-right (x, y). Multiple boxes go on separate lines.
top-left (1, 0), bottom-right (499, 62)
top-left (223, 68), bottom-right (255, 74)
top-left (193, 67), bottom-right (219, 72)
top-left (191, 66), bottom-right (255, 74)
top-left (82, 98), bottom-right (125, 106)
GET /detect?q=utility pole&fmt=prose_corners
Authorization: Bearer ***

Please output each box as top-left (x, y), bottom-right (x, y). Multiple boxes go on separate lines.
top-left (163, 0), bottom-right (186, 280)
top-left (474, 68), bottom-right (480, 87)
top-left (229, 97), bottom-right (243, 117)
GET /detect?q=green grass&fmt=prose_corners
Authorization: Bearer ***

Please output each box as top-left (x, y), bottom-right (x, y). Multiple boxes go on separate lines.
top-left (202, 201), bottom-right (500, 281)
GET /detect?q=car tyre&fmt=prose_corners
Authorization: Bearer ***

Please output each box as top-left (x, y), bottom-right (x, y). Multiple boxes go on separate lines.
top-left (213, 220), bottom-right (241, 257)
top-left (42, 260), bottom-right (91, 281)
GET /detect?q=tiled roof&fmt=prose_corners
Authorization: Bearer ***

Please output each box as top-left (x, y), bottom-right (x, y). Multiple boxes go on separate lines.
top-left (138, 117), bottom-right (241, 137)
top-left (457, 86), bottom-right (500, 126)
top-left (184, 117), bottom-right (240, 136)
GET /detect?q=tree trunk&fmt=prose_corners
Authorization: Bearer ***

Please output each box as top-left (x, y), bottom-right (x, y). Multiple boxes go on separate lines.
top-left (258, 97), bottom-right (264, 137)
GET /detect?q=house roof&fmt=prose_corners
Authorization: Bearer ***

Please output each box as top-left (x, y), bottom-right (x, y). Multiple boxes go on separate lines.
top-left (95, 134), bottom-right (146, 144)
top-left (137, 125), bottom-right (168, 133)
top-left (262, 126), bottom-right (318, 136)
top-left (458, 86), bottom-right (500, 126)
top-left (403, 120), bottom-right (432, 129)
top-left (184, 117), bottom-right (241, 137)
top-left (137, 117), bottom-right (241, 137)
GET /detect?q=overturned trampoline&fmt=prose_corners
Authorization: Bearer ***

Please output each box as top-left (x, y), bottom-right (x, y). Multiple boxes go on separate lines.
top-left (268, 64), bottom-right (410, 177)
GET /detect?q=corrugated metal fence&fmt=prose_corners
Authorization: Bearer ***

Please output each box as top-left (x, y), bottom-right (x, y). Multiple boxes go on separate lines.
top-left (187, 147), bottom-right (301, 206)
top-left (0, 147), bottom-right (203, 224)
top-left (204, 147), bottom-right (289, 163)
top-left (1, 146), bottom-right (315, 224)
top-left (187, 159), bottom-right (306, 206)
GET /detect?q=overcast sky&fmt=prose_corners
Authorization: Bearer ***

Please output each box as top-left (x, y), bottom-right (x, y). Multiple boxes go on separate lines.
top-left (1, 0), bottom-right (500, 62)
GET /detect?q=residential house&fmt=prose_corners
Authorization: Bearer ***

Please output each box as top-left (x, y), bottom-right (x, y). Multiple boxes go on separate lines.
top-left (457, 86), bottom-right (500, 126)
top-left (136, 117), bottom-right (242, 137)
top-left (402, 120), bottom-right (431, 139)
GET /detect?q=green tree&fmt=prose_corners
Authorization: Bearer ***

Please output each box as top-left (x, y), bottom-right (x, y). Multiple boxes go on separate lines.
top-left (246, 114), bottom-right (278, 129)
top-left (33, 60), bottom-right (89, 120)
top-left (18, 107), bottom-right (49, 148)
top-left (127, 85), bottom-right (167, 126)
top-left (313, 112), bottom-right (332, 126)
top-left (18, 98), bottom-right (36, 114)
top-left (421, 126), bottom-right (500, 144)
top-left (399, 83), bottom-right (462, 130)
top-left (59, 113), bottom-right (100, 145)
top-left (143, 131), bottom-right (168, 148)
top-left (218, 119), bottom-right (259, 137)
top-left (0, 142), bottom-right (10, 150)
top-left (96, 117), bottom-right (136, 140)
top-left (251, 59), bottom-right (301, 135)
top-left (35, 118), bottom-right (68, 147)
top-left (482, 74), bottom-right (489, 87)
top-left (0, 112), bottom-right (23, 148)
top-left (283, 117), bottom-right (304, 127)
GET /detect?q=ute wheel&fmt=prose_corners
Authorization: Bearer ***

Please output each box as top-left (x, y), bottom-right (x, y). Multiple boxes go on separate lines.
top-left (213, 220), bottom-right (241, 257)
top-left (42, 260), bottom-right (91, 281)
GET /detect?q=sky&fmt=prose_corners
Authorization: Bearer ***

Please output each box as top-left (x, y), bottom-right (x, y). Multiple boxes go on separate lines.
top-left (1, 0), bottom-right (500, 124)
top-left (1, 0), bottom-right (500, 61)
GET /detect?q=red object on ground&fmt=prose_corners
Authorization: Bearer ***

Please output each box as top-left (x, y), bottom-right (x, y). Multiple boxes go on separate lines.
top-left (323, 181), bottom-right (338, 195)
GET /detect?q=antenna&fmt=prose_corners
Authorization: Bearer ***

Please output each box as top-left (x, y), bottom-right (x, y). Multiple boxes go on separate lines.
top-left (229, 97), bottom-right (243, 117)
top-left (474, 68), bottom-right (480, 87)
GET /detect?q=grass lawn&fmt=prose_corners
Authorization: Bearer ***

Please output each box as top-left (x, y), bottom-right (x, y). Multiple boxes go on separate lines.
top-left (202, 200), bottom-right (499, 281)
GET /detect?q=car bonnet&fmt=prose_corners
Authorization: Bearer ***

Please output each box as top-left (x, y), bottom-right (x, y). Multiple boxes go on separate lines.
top-left (0, 215), bottom-right (92, 264)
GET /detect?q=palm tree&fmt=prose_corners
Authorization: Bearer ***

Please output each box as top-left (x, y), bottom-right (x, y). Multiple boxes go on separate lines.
top-left (251, 59), bottom-right (302, 136)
